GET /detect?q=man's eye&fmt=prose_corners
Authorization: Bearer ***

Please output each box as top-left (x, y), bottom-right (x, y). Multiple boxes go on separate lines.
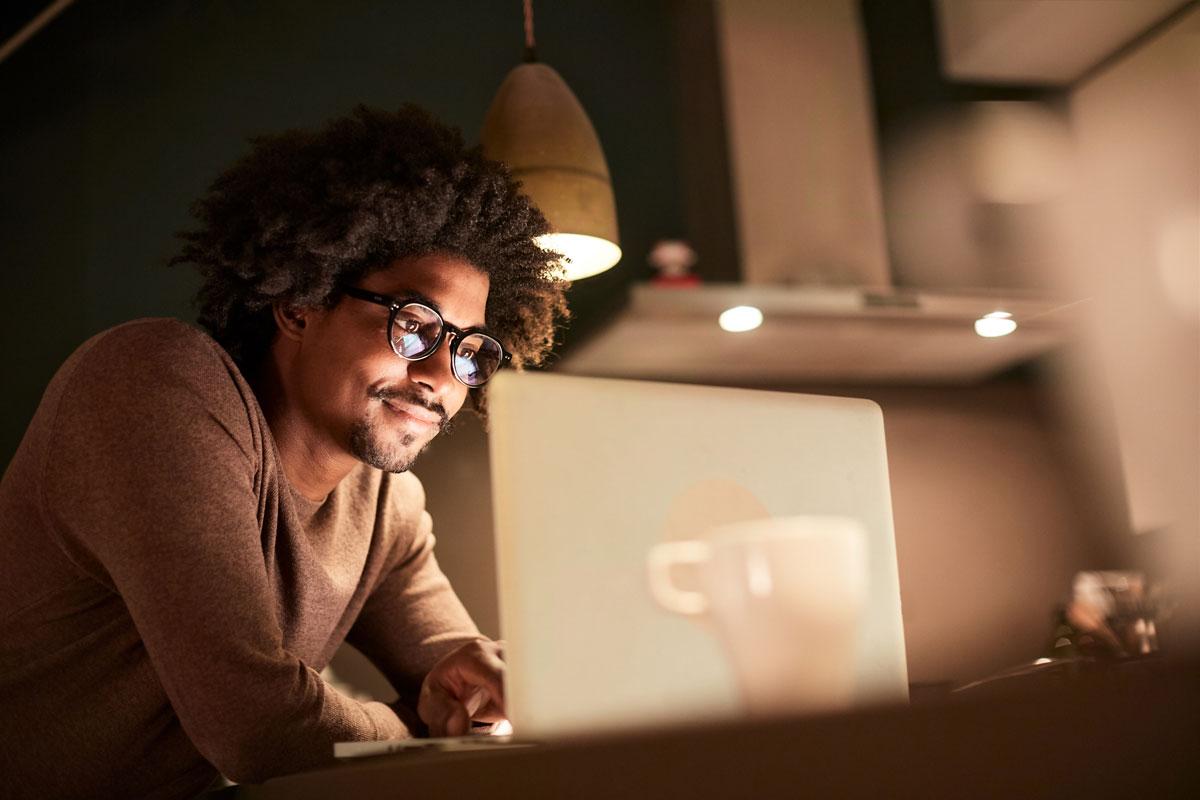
top-left (459, 348), bottom-right (477, 360)
top-left (399, 317), bottom-right (420, 333)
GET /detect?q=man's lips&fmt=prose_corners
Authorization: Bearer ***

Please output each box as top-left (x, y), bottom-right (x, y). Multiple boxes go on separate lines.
top-left (381, 399), bottom-right (441, 426)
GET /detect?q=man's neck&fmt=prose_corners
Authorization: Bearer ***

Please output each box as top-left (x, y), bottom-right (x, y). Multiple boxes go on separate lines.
top-left (253, 350), bottom-right (357, 504)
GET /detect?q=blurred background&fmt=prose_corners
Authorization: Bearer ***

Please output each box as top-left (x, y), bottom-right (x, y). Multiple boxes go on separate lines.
top-left (2, 0), bottom-right (1196, 695)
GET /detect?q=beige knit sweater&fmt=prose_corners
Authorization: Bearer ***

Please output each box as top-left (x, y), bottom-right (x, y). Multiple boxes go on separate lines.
top-left (0, 319), bottom-right (480, 798)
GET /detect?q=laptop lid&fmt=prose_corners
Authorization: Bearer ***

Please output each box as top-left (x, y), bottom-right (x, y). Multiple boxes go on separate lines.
top-left (488, 372), bottom-right (908, 738)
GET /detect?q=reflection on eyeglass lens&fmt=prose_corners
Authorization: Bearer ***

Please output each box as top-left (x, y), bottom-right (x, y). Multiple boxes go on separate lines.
top-left (454, 334), bottom-right (502, 386)
top-left (393, 305), bottom-right (441, 358)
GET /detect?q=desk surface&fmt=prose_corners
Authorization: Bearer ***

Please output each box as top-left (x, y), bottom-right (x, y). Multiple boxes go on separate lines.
top-left (233, 662), bottom-right (1199, 800)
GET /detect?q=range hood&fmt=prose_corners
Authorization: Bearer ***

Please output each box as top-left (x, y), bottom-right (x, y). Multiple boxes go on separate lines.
top-left (560, 1), bottom-right (1081, 386)
top-left (559, 283), bottom-right (1080, 385)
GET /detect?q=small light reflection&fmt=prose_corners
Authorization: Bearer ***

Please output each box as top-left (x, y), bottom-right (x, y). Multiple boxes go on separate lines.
top-left (719, 305), bottom-right (763, 332)
top-left (491, 719), bottom-right (514, 736)
top-left (974, 310), bottom-right (1017, 338)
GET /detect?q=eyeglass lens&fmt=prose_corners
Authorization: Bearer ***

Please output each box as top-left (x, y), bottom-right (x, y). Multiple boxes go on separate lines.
top-left (453, 333), bottom-right (503, 387)
top-left (391, 304), bottom-right (443, 359)
top-left (389, 303), bottom-right (504, 387)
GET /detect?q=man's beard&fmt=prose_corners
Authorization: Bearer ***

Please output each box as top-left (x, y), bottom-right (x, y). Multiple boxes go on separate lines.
top-left (348, 388), bottom-right (453, 473)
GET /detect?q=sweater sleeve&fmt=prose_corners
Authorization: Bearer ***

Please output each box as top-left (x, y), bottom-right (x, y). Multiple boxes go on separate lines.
top-left (39, 321), bottom-right (409, 784)
top-left (346, 474), bottom-right (483, 706)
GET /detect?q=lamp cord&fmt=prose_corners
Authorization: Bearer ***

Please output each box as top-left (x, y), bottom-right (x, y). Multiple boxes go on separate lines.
top-left (0, 0), bottom-right (76, 65)
top-left (523, 0), bottom-right (537, 62)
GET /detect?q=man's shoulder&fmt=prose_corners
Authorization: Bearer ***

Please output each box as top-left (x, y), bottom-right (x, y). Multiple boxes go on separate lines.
top-left (77, 317), bottom-right (227, 367)
top-left (64, 318), bottom-right (242, 394)
top-left (46, 318), bottom-right (260, 449)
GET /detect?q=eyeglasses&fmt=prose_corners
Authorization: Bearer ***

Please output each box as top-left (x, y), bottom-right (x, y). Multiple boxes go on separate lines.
top-left (342, 286), bottom-right (512, 387)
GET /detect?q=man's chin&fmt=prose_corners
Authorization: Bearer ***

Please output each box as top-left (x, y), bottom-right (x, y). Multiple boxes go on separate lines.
top-left (348, 423), bottom-right (432, 473)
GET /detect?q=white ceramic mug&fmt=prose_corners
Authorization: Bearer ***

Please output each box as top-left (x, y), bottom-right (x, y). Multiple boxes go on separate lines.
top-left (646, 515), bottom-right (868, 715)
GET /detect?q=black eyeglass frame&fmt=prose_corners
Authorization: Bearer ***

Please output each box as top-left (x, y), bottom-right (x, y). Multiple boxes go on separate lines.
top-left (342, 286), bottom-right (512, 387)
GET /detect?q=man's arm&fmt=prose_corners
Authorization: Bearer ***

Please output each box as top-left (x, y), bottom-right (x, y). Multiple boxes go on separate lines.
top-left (41, 322), bottom-right (410, 783)
top-left (345, 493), bottom-right (505, 736)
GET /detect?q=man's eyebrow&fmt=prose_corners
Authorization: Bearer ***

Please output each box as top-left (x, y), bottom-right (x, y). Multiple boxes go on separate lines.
top-left (392, 289), bottom-right (490, 333)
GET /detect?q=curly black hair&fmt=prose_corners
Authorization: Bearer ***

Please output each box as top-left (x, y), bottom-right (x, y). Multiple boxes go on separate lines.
top-left (169, 104), bottom-right (569, 414)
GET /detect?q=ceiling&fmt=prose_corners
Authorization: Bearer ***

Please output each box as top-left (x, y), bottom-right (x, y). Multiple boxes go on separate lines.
top-left (935, 0), bottom-right (1193, 85)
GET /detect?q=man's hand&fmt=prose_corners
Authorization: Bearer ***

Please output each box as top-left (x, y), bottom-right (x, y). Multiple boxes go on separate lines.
top-left (417, 638), bottom-right (507, 737)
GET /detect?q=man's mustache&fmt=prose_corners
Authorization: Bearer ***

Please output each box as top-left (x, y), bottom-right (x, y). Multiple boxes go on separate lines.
top-left (371, 387), bottom-right (452, 431)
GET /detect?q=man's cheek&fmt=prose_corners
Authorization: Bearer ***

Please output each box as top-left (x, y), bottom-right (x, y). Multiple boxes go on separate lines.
top-left (445, 392), bottom-right (470, 421)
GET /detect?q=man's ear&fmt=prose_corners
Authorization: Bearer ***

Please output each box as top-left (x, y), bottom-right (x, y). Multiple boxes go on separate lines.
top-left (272, 301), bottom-right (310, 343)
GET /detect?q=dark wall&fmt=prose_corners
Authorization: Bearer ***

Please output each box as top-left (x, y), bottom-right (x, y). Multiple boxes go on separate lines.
top-left (0, 0), bottom-right (691, 466)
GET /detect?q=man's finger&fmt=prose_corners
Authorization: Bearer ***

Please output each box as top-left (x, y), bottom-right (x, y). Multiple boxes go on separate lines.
top-left (451, 649), bottom-right (507, 711)
top-left (417, 638), bottom-right (510, 735)
top-left (420, 685), bottom-right (470, 738)
top-left (463, 687), bottom-right (488, 718)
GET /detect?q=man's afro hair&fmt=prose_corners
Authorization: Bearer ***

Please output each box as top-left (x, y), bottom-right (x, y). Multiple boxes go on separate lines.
top-left (170, 104), bottom-right (570, 412)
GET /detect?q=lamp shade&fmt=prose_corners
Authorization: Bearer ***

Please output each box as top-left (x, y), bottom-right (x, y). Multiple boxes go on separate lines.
top-left (481, 62), bottom-right (621, 280)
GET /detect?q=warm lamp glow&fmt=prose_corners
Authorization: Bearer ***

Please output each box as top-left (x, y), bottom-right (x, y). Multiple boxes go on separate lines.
top-left (719, 305), bottom-right (764, 333)
top-left (536, 233), bottom-right (622, 281)
top-left (974, 310), bottom-right (1017, 338)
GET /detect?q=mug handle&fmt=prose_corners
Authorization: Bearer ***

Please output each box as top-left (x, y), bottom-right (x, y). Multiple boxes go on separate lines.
top-left (646, 540), bottom-right (712, 616)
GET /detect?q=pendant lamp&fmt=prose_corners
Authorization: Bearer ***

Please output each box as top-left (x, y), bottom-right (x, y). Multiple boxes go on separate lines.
top-left (481, 0), bottom-right (621, 280)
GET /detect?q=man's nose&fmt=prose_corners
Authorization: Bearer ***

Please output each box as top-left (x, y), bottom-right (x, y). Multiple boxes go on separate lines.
top-left (407, 334), bottom-right (457, 393)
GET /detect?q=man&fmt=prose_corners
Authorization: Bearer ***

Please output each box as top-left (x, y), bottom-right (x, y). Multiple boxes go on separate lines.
top-left (0, 105), bottom-right (569, 798)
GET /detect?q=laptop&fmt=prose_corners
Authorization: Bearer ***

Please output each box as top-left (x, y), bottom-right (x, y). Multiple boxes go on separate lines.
top-left (488, 372), bottom-right (907, 738)
top-left (337, 372), bottom-right (907, 755)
